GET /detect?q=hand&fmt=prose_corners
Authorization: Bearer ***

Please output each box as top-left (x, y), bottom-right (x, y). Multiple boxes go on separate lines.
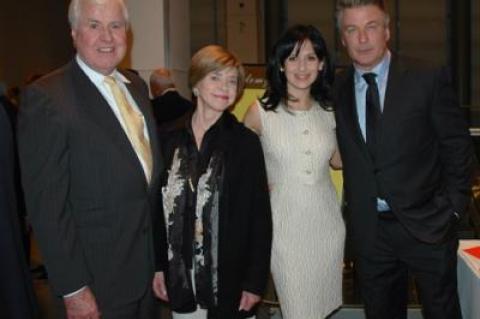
top-left (238, 291), bottom-right (261, 312)
top-left (152, 271), bottom-right (169, 302)
top-left (64, 287), bottom-right (100, 319)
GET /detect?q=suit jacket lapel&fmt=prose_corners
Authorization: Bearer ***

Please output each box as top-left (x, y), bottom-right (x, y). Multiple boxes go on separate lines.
top-left (338, 66), bottom-right (373, 164)
top-left (377, 57), bottom-right (404, 155)
top-left (69, 61), bottom-right (148, 184)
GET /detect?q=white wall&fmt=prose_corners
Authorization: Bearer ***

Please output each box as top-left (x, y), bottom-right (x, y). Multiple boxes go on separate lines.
top-left (125, 0), bottom-right (191, 97)
top-left (124, 0), bottom-right (166, 82)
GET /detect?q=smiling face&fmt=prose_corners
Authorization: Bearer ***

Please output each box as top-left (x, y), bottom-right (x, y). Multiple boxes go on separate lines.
top-left (283, 39), bottom-right (323, 96)
top-left (71, 0), bottom-right (127, 75)
top-left (195, 67), bottom-right (239, 114)
top-left (340, 4), bottom-right (390, 71)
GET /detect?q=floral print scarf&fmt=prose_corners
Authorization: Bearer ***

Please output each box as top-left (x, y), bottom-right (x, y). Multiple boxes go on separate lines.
top-left (162, 145), bottom-right (224, 311)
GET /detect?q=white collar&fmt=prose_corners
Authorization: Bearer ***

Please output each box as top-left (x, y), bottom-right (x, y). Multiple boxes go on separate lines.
top-left (75, 55), bottom-right (130, 86)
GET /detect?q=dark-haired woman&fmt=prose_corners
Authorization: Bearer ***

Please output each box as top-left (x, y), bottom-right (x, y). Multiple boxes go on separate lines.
top-left (153, 45), bottom-right (272, 319)
top-left (244, 25), bottom-right (345, 319)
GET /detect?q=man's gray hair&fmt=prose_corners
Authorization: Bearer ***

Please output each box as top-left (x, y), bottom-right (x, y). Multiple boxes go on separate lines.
top-left (68, 0), bottom-right (129, 29)
top-left (336, 0), bottom-right (390, 29)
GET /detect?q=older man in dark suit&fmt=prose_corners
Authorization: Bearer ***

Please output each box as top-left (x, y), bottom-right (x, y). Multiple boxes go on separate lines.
top-left (17, 0), bottom-right (163, 318)
top-left (334, 1), bottom-right (474, 319)
top-left (149, 68), bottom-right (192, 126)
top-left (1, 98), bottom-right (37, 319)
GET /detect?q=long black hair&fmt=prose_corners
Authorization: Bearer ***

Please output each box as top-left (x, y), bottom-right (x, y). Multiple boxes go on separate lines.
top-left (261, 24), bottom-right (334, 111)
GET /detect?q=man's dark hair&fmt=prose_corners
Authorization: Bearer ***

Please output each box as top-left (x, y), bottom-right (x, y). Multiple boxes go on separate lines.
top-left (336, 0), bottom-right (389, 29)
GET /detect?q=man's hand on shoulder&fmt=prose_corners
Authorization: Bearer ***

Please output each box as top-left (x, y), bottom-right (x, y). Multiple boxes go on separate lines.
top-left (64, 286), bottom-right (100, 319)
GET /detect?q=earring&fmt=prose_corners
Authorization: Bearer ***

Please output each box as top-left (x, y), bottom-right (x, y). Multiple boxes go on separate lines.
top-left (193, 88), bottom-right (199, 96)
top-left (280, 67), bottom-right (284, 72)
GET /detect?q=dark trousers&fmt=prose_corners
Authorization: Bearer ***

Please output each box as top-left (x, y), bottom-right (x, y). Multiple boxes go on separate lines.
top-left (54, 286), bottom-right (155, 319)
top-left (355, 215), bottom-right (462, 319)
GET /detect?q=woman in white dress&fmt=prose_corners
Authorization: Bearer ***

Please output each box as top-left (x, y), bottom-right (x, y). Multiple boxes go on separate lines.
top-left (244, 25), bottom-right (346, 319)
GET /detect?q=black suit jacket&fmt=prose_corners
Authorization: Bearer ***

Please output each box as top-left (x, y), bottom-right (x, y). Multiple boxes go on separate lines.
top-left (18, 60), bottom-right (164, 306)
top-left (151, 90), bottom-right (193, 126)
top-left (334, 57), bottom-right (474, 254)
top-left (1, 100), bottom-right (37, 319)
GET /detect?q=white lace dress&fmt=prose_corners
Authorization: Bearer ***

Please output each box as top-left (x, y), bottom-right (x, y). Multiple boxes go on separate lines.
top-left (258, 102), bottom-right (345, 319)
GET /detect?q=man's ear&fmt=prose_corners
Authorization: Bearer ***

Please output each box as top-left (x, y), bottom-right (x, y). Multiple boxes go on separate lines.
top-left (385, 27), bottom-right (391, 43)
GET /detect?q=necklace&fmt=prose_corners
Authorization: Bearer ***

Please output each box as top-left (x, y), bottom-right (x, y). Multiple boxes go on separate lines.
top-left (188, 176), bottom-right (196, 193)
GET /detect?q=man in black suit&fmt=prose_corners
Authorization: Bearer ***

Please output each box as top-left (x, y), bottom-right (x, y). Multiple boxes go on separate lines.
top-left (1, 98), bottom-right (37, 319)
top-left (18, 0), bottom-right (163, 318)
top-left (334, 1), bottom-right (474, 318)
top-left (149, 68), bottom-right (192, 126)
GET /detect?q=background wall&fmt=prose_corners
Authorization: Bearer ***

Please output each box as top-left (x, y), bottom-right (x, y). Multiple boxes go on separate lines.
top-left (124, 0), bottom-right (167, 80)
top-left (398, 0), bottom-right (446, 64)
top-left (190, 0), bottom-right (225, 54)
top-left (473, 0), bottom-right (480, 107)
top-left (0, 0), bottom-right (191, 97)
top-left (0, 0), bottom-right (72, 87)
top-left (0, 0), bottom-right (477, 112)
top-left (287, 0), bottom-right (336, 60)
top-left (125, 0), bottom-right (190, 96)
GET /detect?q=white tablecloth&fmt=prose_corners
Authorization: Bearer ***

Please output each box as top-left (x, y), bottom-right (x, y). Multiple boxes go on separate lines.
top-left (458, 240), bottom-right (480, 319)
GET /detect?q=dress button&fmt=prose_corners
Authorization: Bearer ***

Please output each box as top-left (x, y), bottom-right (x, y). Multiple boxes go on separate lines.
top-left (305, 170), bottom-right (312, 175)
top-left (303, 129), bottom-right (309, 135)
top-left (305, 150), bottom-right (312, 155)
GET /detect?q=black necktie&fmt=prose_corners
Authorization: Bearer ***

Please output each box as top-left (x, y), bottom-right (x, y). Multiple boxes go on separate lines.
top-left (363, 72), bottom-right (381, 159)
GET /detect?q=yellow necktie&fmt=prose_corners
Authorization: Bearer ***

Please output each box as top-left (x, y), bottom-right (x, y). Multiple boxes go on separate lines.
top-left (104, 76), bottom-right (153, 182)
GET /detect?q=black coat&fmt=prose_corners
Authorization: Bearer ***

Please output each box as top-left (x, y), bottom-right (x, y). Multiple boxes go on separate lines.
top-left (156, 112), bottom-right (272, 319)
top-left (151, 90), bottom-right (193, 127)
top-left (0, 100), bottom-right (37, 318)
top-left (334, 57), bottom-right (474, 255)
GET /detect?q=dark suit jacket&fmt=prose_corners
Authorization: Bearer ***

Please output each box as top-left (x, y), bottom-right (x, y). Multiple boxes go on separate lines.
top-left (334, 57), bottom-right (474, 254)
top-left (157, 112), bottom-right (272, 318)
top-left (18, 60), bottom-right (164, 307)
top-left (0, 100), bottom-right (37, 318)
top-left (151, 90), bottom-right (193, 126)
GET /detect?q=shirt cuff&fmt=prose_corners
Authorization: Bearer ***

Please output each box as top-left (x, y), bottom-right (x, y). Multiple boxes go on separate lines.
top-left (63, 286), bottom-right (87, 298)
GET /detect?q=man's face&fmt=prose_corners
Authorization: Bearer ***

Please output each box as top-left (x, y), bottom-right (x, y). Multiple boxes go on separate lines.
top-left (340, 4), bottom-right (390, 70)
top-left (71, 0), bottom-right (127, 75)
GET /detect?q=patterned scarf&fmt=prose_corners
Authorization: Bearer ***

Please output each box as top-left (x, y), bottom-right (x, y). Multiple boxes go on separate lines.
top-left (162, 146), bottom-right (223, 311)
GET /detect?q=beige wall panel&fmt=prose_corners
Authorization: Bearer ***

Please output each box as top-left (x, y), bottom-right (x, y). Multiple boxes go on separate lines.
top-left (227, 15), bottom-right (259, 63)
top-left (226, 0), bottom-right (260, 64)
top-left (124, 0), bottom-right (166, 82)
top-left (126, 0), bottom-right (191, 95)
